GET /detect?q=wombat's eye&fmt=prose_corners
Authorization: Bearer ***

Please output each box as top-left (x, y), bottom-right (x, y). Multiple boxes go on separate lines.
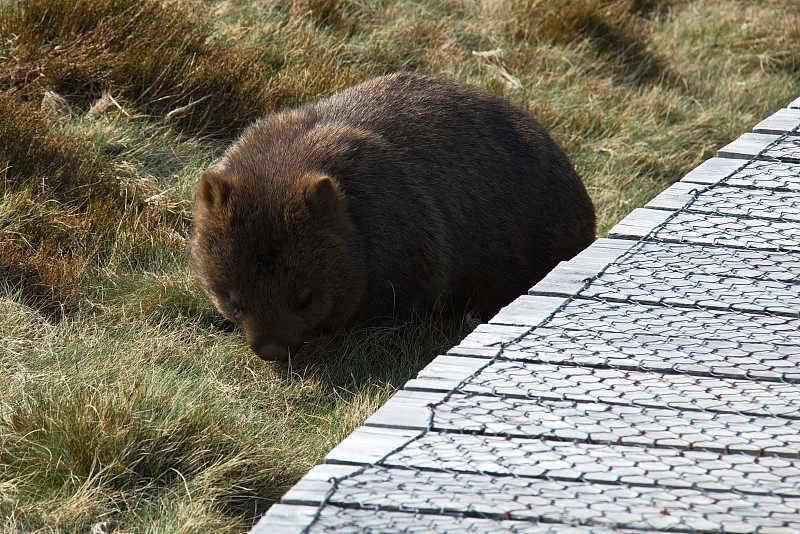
top-left (298, 289), bottom-right (313, 309)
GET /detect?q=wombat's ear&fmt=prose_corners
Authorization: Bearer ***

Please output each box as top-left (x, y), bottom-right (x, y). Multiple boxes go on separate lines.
top-left (304, 174), bottom-right (341, 214)
top-left (197, 169), bottom-right (231, 208)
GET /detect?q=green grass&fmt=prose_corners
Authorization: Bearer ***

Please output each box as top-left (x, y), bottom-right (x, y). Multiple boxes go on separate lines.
top-left (1, 0), bottom-right (799, 531)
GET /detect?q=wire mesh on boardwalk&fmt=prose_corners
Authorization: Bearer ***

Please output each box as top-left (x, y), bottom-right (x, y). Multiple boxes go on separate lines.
top-left (296, 127), bottom-right (800, 532)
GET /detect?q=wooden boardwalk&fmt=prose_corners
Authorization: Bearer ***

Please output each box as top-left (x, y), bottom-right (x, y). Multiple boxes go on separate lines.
top-left (252, 99), bottom-right (800, 533)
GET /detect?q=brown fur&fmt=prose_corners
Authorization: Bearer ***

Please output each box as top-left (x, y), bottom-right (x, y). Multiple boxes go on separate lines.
top-left (189, 72), bottom-right (595, 361)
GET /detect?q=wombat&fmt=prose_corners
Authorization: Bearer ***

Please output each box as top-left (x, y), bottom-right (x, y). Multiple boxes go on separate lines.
top-left (189, 72), bottom-right (595, 361)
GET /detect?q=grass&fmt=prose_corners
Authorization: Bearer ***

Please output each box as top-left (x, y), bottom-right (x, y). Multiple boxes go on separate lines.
top-left (1, 0), bottom-right (799, 531)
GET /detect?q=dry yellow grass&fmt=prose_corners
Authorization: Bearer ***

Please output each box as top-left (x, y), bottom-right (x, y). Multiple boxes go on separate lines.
top-left (1, 0), bottom-right (799, 531)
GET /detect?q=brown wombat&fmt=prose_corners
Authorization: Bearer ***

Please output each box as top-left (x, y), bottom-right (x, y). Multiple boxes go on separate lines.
top-left (189, 72), bottom-right (595, 361)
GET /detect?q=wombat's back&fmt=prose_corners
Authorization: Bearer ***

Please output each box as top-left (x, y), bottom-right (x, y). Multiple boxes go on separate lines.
top-left (307, 72), bottom-right (596, 318)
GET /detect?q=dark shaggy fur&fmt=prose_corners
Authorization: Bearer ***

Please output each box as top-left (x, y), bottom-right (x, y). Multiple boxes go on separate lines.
top-left (189, 72), bottom-right (595, 361)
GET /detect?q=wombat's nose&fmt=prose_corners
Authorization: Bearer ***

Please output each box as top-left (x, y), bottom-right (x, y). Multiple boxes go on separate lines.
top-left (255, 343), bottom-right (290, 362)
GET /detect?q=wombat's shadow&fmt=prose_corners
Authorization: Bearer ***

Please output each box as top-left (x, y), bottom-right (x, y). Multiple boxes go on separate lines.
top-left (276, 312), bottom-right (473, 393)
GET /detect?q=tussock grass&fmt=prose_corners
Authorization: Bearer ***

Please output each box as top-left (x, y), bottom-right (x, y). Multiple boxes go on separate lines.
top-left (0, 93), bottom-right (116, 315)
top-left (1, 0), bottom-right (800, 531)
top-left (0, 93), bottom-right (194, 317)
top-left (0, 0), bottom-right (271, 137)
top-left (0, 93), bottom-right (108, 199)
top-left (0, 302), bottom-right (463, 531)
top-left (2, 374), bottom-right (286, 529)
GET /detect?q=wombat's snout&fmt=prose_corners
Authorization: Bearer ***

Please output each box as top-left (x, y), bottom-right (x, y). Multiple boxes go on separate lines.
top-left (249, 339), bottom-right (303, 362)
top-left (245, 326), bottom-right (303, 362)
top-left (254, 343), bottom-right (291, 362)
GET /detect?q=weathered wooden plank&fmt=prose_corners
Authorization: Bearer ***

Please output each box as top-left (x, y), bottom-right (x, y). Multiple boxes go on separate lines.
top-left (645, 181), bottom-right (704, 211)
top-left (790, 96), bottom-right (800, 109)
top-left (407, 357), bottom-right (800, 418)
top-left (657, 184), bottom-right (800, 222)
top-left (610, 208), bottom-right (800, 251)
top-left (754, 108), bottom-right (800, 134)
top-left (503, 304), bottom-right (800, 381)
top-left (489, 294), bottom-right (569, 327)
top-left (404, 354), bottom-right (487, 392)
top-left (681, 157), bottom-right (800, 190)
top-left (606, 208), bottom-right (671, 240)
top-left (365, 389), bottom-right (443, 429)
top-left (718, 132), bottom-right (800, 161)
top-left (447, 323), bottom-right (532, 357)
top-left (679, 156), bottom-right (746, 185)
top-left (578, 240), bottom-right (800, 315)
top-left (600, 240), bottom-right (800, 284)
top-left (518, 310), bottom-right (799, 374)
top-left (252, 504), bottom-right (318, 534)
top-left (529, 239), bottom-right (635, 297)
top-left (429, 395), bottom-right (800, 457)
top-left (290, 464), bottom-right (800, 532)
top-left (280, 464), bottom-right (362, 506)
top-left (326, 426), bottom-right (421, 464)
top-left (325, 426), bottom-right (420, 465)
top-left (652, 211), bottom-right (800, 251)
top-left (534, 234), bottom-right (800, 313)
top-left (367, 430), bottom-right (800, 497)
top-left (360, 395), bottom-right (800, 457)
top-left (407, 355), bottom-right (501, 389)
top-left (516, 325), bottom-right (797, 377)
top-left (257, 505), bottom-right (645, 534)
top-left (646, 181), bottom-right (800, 225)
top-left (719, 132), bottom-right (780, 159)
top-left (588, 268), bottom-right (800, 316)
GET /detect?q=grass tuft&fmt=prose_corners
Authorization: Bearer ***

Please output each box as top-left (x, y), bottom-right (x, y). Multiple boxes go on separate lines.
top-left (1, 0), bottom-right (800, 530)
top-left (1, 378), bottom-right (284, 529)
top-left (0, 92), bottom-right (109, 200)
top-left (0, 0), bottom-right (273, 138)
top-left (501, 0), bottom-right (684, 89)
top-left (0, 93), bottom-right (189, 317)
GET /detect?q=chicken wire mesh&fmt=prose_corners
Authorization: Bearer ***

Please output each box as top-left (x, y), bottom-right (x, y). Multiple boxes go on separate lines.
top-left (290, 125), bottom-right (800, 532)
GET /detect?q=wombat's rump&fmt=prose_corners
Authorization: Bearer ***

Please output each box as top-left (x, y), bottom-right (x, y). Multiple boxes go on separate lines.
top-left (189, 72), bottom-right (595, 361)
